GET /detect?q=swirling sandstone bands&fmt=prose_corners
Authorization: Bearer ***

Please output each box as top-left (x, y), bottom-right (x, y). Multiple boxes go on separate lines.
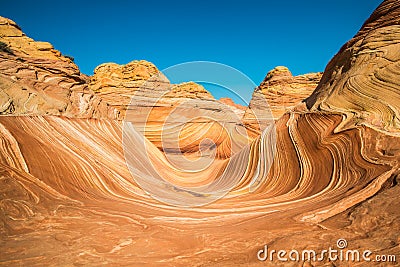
top-left (1, 0), bottom-right (400, 265)
top-left (0, 113), bottom-right (398, 265)
top-left (0, 17), bottom-right (117, 119)
top-left (305, 0), bottom-right (400, 134)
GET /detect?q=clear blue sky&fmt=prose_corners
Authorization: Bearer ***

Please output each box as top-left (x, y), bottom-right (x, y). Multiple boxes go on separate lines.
top-left (1, 0), bottom-right (382, 103)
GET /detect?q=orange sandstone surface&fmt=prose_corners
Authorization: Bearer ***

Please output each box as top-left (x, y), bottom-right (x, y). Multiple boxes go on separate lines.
top-left (0, 1), bottom-right (400, 266)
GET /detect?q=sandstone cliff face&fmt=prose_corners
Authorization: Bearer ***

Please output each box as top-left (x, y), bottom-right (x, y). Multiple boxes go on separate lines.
top-left (89, 61), bottom-right (215, 110)
top-left (0, 16), bottom-right (114, 118)
top-left (305, 0), bottom-right (400, 133)
top-left (89, 60), bottom-right (161, 116)
top-left (245, 66), bottom-right (322, 120)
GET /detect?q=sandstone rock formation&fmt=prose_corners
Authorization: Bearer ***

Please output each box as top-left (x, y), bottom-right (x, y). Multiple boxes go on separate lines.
top-left (0, 14), bottom-right (267, 127)
top-left (90, 61), bottom-right (215, 113)
top-left (0, 16), bottom-right (117, 118)
top-left (219, 97), bottom-right (246, 116)
top-left (305, 0), bottom-right (400, 134)
top-left (0, 14), bottom-right (252, 159)
top-left (90, 60), bottom-right (250, 157)
top-left (1, 1), bottom-right (400, 266)
top-left (246, 66), bottom-right (322, 120)
top-left (89, 60), bottom-right (161, 116)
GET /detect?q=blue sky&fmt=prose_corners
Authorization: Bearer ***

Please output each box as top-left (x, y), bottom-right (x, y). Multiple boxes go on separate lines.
top-left (1, 0), bottom-right (382, 104)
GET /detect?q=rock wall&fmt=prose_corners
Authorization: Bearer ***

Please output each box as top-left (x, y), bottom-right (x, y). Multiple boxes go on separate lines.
top-left (305, 0), bottom-right (400, 134)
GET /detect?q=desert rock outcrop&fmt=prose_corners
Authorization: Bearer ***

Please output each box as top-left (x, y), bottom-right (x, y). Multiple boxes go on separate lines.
top-left (246, 66), bottom-right (322, 120)
top-left (305, 0), bottom-right (400, 133)
top-left (0, 16), bottom-right (116, 118)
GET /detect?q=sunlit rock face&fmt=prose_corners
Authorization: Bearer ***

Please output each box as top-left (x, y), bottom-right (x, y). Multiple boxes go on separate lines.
top-left (0, 16), bottom-right (115, 118)
top-left (305, 0), bottom-right (400, 133)
top-left (241, 66), bottom-right (321, 134)
top-left (1, 0), bottom-right (400, 265)
top-left (89, 60), bottom-right (162, 117)
top-left (246, 66), bottom-right (322, 120)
